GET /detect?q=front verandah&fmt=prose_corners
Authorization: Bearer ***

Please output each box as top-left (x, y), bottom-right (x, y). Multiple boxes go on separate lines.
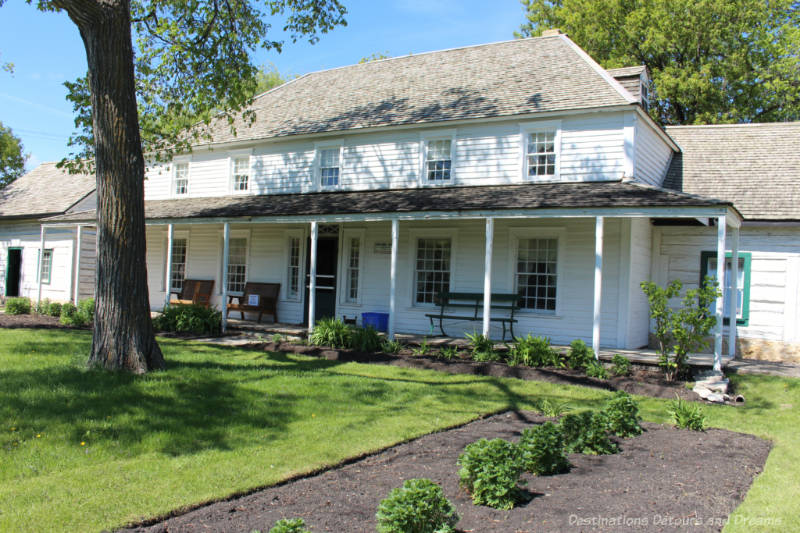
top-left (147, 204), bottom-right (742, 372)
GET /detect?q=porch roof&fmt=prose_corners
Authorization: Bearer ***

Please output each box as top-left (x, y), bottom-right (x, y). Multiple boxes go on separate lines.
top-left (43, 180), bottom-right (738, 225)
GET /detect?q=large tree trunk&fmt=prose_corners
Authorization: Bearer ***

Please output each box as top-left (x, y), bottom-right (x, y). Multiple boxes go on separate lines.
top-left (57, 0), bottom-right (164, 372)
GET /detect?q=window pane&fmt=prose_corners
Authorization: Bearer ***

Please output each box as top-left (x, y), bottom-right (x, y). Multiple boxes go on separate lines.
top-left (527, 131), bottom-right (557, 178)
top-left (227, 238), bottom-right (247, 293)
top-left (426, 139), bottom-right (452, 181)
top-left (415, 238), bottom-right (451, 304)
top-left (170, 238), bottom-right (187, 292)
top-left (346, 237), bottom-right (360, 302)
top-left (319, 148), bottom-right (340, 187)
top-left (233, 157), bottom-right (249, 191)
top-left (287, 237), bottom-right (301, 298)
top-left (40, 249), bottom-right (53, 284)
top-left (174, 163), bottom-right (188, 195)
top-left (516, 238), bottom-right (557, 312)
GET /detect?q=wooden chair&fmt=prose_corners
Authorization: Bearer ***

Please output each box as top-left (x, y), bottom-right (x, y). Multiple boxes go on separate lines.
top-left (227, 282), bottom-right (280, 323)
top-left (170, 279), bottom-right (215, 308)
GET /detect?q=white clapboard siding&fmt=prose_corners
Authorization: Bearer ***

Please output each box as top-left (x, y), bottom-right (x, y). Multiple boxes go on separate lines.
top-left (77, 228), bottom-right (97, 300)
top-left (143, 162), bottom-right (172, 200)
top-left (654, 225), bottom-right (800, 343)
top-left (634, 118), bottom-right (674, 186)
top-left (252, 141), bottom-right (315, 195)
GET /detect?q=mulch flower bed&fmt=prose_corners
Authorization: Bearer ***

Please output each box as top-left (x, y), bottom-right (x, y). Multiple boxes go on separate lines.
top-left (0, 312), bottom-right (82, 329)
top-left (122, 411), bottom-right (770, 533)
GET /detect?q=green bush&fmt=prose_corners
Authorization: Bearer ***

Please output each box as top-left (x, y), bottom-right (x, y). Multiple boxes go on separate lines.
top-left (376, 478), bottom-right (459, 533)
top-left (566, 339), bottom-right (595, 370)
top-left (668, 395), bottom-right (707, 431)
top-left (411, 338), bottom-right (431, 356)
top-left (309, 317), bottom-right (351, 348)
top-left (5, 297), bottom-right (31, 315)
top-left (59, 302), bottom-right (87, 327)
top-left (518, 422), bottom-right (571, 476)
top-left (437, 345), bottom-right (459, 360)
top-left (34, 298), bottom-right (50, 315)
top-left (457, 438), bottom-right (524, 510)
top-left (534, 398), bottom-right (571, 417)
top-left (585, 361), bottom-right (608, 379)
top-left (268, 518), bottom-right (311, 533)
top-left (77, 298), bottom-right (95, 323)
top-left (560, 411), bottom-right (618, 455)
top-left (152, 304), bottom-right (221, 335)
top-left (47, 302), bottom-right (62, 317)
top-left (611, 354), bottom-right (632, 376)
top-left (601, 391), bottom-right (643, 437)
top-left (506, 334), bottom-right (562, 367)
top-left (465, 332), bottom-right (501, 362)
top-left (381, 339), bottom-right (403, 354)
top-left (349, 325), bottom-right (382, 352)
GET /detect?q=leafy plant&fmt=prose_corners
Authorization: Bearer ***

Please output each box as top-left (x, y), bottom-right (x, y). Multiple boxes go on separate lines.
top-left (506, 334), bottom-right (562, 367)
top-left (611, 354), bottom-right (632, 376)
top-left (411, 338), bottom-right (431, 357)
top-left (641, 280), bottom-right (681, 378)
top-left (518, 422), bottom-right (571, 476)
top-left (59, 302), bottom-right (87, 327)
top-left (349, 326), bottom-right (382, 352)
top-left (152, 304), bottom-right (221, 335)
top-left (271, 333), bottom-right (283, 344)
top-left (381, 339), bottom-right (403, 354)
top-left (601, 392), bottom-right (643, 437)
top-left (585, 361), bottom-right (608, 379)
top-left (376, 478), bottom-right (459, 533)
top-left (534, 398), bottom-right (571, 417)
top-left (457, 438), bottom-right (524, 510)
top-left (560, 411), bottom-right (618, 455)
top-left (77, 298), bottom-right (95, 323)
top-left (34, 298), bottom-right (51, 315)
top-left (438, 345), bottom-right (459, 360)
top-left (668, 395), bottom-right (707, 431)
top-left (5, 297), bottom-right (31, 315)
top-left (565, 339), bottom-right (594, 370)
top-left (465, 332), bottom-right (500, 362)
top-left (268, 518), bottom-right (311, 533)
top-left (309, 318), bottom-right (351, 348)
top-left (47, 302), bottom-right (62, 317)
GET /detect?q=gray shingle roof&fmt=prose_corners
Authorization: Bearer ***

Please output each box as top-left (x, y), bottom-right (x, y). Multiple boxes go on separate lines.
top-left (606, 66), bottom-right (646, 78)
top-left (665, 123), bottom-right (800, 220)
top-left (0, 162), bottom-right (95, 219)
top-left (202, 35), bottom-right (635, 145)
top-left (44, 181), bottom-right (731, 224)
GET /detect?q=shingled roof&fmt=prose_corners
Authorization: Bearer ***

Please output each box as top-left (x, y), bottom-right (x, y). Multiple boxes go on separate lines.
top-left (201, 35), bottom-right (636, 145)
top-left (665, 123), bottom-right (800, 221)
top-left (45, 181), bottom-right (732, 224)
top-left (0, 162), bottom-right (95, 220)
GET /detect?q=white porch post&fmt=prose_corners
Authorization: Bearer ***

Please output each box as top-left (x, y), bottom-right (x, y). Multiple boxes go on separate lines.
top-left (592, 216), bottom-right (604, 357)
top-left (308, 221), bottom-right (318, 333)
top-left (713, 215), bottom-right (727, 371)
top-left (72, 225), bottom-right (82, 304)
top-left (482, 217), bottom-right (494, 337)
top-left (164, 223), bottom-right (174, 309)
top-left (221, 222), bottom-right (231, 333)
top-left (728, 224), bottom-right (740, 359)
top-left (37, 225), bottom-right (46, 306)
top-left (388, 219), bottom-right (399, 340)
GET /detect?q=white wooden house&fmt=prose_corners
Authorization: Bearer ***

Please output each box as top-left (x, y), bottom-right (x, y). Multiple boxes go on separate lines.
top-left (2, 32), bottom-right (798, 364)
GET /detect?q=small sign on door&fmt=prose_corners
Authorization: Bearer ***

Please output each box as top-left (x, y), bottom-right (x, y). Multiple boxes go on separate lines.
top-left (247, 294), bottom-right (260, 306)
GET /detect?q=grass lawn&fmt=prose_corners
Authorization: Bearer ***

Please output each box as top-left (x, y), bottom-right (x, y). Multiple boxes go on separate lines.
top-left (0, 328), bottom-right (797, 532)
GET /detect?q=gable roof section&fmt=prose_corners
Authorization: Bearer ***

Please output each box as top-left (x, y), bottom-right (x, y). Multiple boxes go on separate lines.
top-left (203, 35), bottom-right (634, 145)
top-left (0, 162), bottom-right (95, 220)
top-left (665, 123), bottom-right (800, 221)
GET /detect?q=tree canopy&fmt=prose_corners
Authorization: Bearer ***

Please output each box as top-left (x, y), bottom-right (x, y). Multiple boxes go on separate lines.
top-left (0, 121), bottom-right (27, 189)
top-left (517, 0), bottom-right (800, 125)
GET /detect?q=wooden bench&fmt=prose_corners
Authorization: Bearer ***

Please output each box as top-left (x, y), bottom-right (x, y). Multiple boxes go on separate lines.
top-left (227, 282), bottom-right (280, 323)
top-left (170, 279), bottom-right (215, 308)
top-left (425, 291), bottom-right (519, 340)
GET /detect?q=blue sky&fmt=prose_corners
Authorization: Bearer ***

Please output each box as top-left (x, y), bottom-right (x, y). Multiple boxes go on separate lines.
top-left (0, 0), bottom-right (525, 170)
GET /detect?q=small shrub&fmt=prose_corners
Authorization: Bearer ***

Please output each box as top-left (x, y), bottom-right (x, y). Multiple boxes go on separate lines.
top-left (268, 518), bottom-right (311, 533)
top-left (5, 297), bottom-right (31, 315)
top-left (585, 361), bottom-right (608, 379)
top-left (518, 422), bottom-right (571, 476)
top-left (601, 392), bottom-right (643, 437)
top-left (47, 302), bottom-right (62, 317)
top-left (465, 332), bottom-right (500, 362)
top-left (560, 411), bottom-right (618, 455)
top-left (349, 326), bottom-right (382, 352)
top-left (381, 339), bottom-right (403, 354)
top-left (565, 339), bottom-right (594, 370)
top-left (668, 395), bottom-right (706, 431)
top-left (438, 345), bottom-right (459, 360)
top-left (611, 354), bottom-right (632, 376)
top-left (506, 334), bottom-right (562, 367)
top-left (152, 304), bottom-right (221, 335)
top-left (411, 338), bottom-right (431, 356)
top-left (271, 333), bottom-right (283, 344)
top-left (59, 302), bottom-right (87, 327)
top-left (77, 298), bottom-right (95, 323)
top-left (34, 298), bottom-right (51, 315)
top-left (309, 317), bottom-right (351, 348)
top-left (376, 478), bottom-right (459, 533)
top-left (534, 398), bottom-right (571, 417)
top-left (457, 438), bottom-right (524, 510)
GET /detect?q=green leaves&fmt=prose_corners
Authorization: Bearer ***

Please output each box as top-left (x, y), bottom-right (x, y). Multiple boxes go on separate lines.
top-left (376, 479), bottom-right (459, 533)
top-left (458, 438), bottom-right (525, 510)
top-left (518, 422), bottom-right (571, 476)
top-left (0, 122), bottom-right (27, 189)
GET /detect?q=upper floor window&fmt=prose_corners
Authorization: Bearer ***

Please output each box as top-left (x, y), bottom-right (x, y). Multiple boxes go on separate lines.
top-left (319, 148), bottom-right (340, 187)
top-left (173, 162), bottom-right (189, 196)
top-left (521, 122), bottom-right (560, 180)
top-left (425, 139), bottom-right (452, 182)
top-left (232, 157), bottom-right (250, 192)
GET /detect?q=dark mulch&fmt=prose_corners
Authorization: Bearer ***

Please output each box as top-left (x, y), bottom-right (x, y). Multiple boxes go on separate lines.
top-left (0, 312), bottom-right (82, 329)
top-left (257, 342), bottom-right (700, 401)
top-left (122, 411), bottom-right (770, 533)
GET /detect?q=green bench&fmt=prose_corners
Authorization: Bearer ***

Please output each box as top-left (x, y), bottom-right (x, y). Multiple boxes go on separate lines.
top-left (425, 291), bottom-right (519, 340)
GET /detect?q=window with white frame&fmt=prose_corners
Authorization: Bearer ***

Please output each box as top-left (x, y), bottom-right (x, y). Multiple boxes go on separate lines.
top-left (226, 238), bottom-right (248, 293)
top-left (173, 162), bottom-right (189, 195)
top-left (425, 139), bottom-right (452, 182)
top-left (170, 238), bottom-right (187, 292)
top-left (415, 238), bottom-right (451, 304)
top-left (319, 148), bottom-right (340, 187)
top-left (700, 251), bottom-right (751, 326)
top-left (232, 157), bottom-right (250, 192)
top-left (521, 123), bottom-right (559, 179)
top-left (39, 249), bottom-right (53, 284)
top-left (286, 235), bottom-right (302, 300)
top-left (515, 237), bottom-right (558, 312)
top-left (345, 237), bottom-right (360, 303)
